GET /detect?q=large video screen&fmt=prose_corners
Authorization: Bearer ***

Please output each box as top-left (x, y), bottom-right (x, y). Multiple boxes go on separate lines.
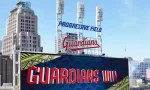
top-left (20, 52), bottom-right (129, 90)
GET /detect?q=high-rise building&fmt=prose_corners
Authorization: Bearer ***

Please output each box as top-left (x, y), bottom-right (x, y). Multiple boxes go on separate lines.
top-left (55, 32), bottom-right (78, 54)
top-left (2, 1), bottom-right (43, 56)
top-left (129, 59), bottom-right (150, 87)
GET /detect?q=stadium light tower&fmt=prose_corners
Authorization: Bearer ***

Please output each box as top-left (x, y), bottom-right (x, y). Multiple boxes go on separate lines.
top-left (77, 1), bottom-right (84, 54)
top-left (56, 0), bottom-right (64, 53)
top-left (96, 6), bottom-right (103, 55)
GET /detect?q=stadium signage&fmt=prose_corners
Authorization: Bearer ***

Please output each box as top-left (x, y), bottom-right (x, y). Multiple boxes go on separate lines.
top-left (21, 53), bottom-right (129, 89)
top-left (62, 37), bottom-right (100, 51)
top-left (58, 21), bottom-right (102, 32)
top-left (27, 66), bottom-right (118, 84)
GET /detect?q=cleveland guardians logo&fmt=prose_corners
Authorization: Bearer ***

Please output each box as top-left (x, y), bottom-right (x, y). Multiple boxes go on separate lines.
top-left (62, 37), bottom-right (100, 51)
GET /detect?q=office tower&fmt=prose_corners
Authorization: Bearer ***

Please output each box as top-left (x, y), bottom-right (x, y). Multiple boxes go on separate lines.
top-left (2, 1), bottom-right (43, 56)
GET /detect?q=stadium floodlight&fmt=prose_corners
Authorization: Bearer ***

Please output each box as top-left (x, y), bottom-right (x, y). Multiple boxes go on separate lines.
top-left (96, 6), bottom-right (103, 22)
top-left (77, 1), bottom-right (84, 18)
top-left (57, 0), bottom-right (64, 14)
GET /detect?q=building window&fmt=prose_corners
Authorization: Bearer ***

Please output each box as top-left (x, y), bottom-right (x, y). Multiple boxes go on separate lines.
top-left (33, 45), bottom-right (36, 48)
top-left (30, 49), bottom-right (31, 51)
top-left (33, 37), bottom-right (36, 39)
top-left (22, 40), bottom-right (25, 42)
top-left (22, 36), bottom-right (25, 39)
top-left (33, 41), bottom-right (36, 43)
top-left (31, 30), bottom-right (34, 33)
top-left (26, 16), bottom-right (28, 19)
top-left (21, 19), bottom-right (24, 22)
top-left (32, 21), bottom-right (35, 23)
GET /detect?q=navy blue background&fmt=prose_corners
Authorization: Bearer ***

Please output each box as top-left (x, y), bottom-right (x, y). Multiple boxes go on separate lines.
top-left (21, 54), bottom-right (129, 90)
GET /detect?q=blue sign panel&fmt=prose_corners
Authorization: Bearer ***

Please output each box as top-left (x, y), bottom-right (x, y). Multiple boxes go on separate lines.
top-left (58, 21), bottom-right (102, 32)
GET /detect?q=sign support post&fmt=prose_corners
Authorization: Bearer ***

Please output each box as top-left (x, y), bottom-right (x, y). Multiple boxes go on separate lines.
top-left (77, 2), bottom-right (84, 54)
top-left (96, 6), bottom-right (103, 55)
top-left (56, 0), bottom-right (64, 53)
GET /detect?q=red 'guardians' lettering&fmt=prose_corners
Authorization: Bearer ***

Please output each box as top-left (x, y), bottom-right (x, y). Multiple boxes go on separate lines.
top-left (39, 67), bottom-right (50, 84)
top-left (62, 37), bottom-right (100, 51)
top-left (27, 67), bottom-right (100, 84)
top-left (69, 69), bottom-right (76, 84)
top-left (27, 67), bottom-right (118, 84)
top-left (27, 66), bottom-right (40, 84)
top-left (60, 68), bottom-right (68, 84)
top-left (87, 70), bottom-right (94, 83)
top-left (50, 68), bottom-right (59, 84)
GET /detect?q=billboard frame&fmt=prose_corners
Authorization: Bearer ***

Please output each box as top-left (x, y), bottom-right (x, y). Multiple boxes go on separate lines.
top-left (13, 51), bottom-right (130, 90)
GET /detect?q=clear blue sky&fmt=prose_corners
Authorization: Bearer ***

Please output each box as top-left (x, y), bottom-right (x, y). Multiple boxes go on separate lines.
top-left (0, 0), bottom-right (150, 59)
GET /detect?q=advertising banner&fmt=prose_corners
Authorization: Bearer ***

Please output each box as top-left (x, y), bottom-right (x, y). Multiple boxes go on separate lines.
top-left (20, 52), bottom-right (129, 90)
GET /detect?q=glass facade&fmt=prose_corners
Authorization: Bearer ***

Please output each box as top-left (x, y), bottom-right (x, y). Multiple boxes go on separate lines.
top-left (130, 59), bottom-right (150, 87)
